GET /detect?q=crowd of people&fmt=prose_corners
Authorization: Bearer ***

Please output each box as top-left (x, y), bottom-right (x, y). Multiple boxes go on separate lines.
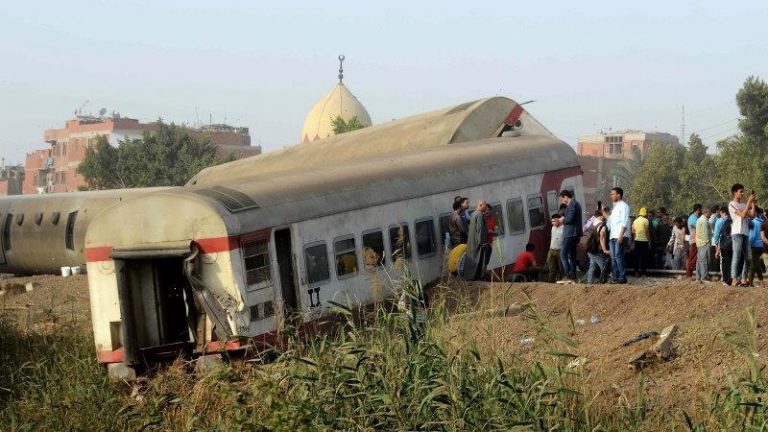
top-left (448, 183), bottom-right (768, 286)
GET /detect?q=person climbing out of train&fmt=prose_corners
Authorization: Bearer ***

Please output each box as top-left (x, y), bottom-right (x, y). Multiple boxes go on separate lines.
top-left (558, 190), bottom-right (582, 284)
top-left (448, 199), bottom-right (467, 248)
top-left (464, 200), bottom-right (489, 281)
top-left (607, 187), bottom-right (631, 284)
top-left (547, 214), bottom-right (564, 283)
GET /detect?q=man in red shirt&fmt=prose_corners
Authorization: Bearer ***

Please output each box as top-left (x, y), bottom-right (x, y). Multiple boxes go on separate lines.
top-left (512, 243), bottom-right (540, 281)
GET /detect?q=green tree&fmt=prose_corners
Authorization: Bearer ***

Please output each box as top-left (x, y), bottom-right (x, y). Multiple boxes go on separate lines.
top-left (78, 121), bottom-right (221, 189)
top-left (77, 136), bottom-right (121, 189)
top-left (629, 142), bottom-right (685, 212)
top-left (608, 145), bottom-right (642, 203)
top-left (675, 133), bottom-right (718, 210)
top-left (331, 116), bottom-right (367, 134)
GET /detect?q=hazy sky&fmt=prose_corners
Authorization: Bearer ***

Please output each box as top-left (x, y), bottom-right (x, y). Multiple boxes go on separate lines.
top-left (1, 1), bottom-right (766, 164)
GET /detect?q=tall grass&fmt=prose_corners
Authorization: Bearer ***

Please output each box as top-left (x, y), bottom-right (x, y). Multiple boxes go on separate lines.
top-left (2, 282), bottom-right (768, 430)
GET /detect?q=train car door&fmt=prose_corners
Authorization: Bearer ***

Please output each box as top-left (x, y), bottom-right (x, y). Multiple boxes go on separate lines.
top-left (274, 228), bottom-right (298, 312)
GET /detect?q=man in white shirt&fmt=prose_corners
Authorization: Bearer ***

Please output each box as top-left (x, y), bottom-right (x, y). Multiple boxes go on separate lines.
top-left (547, 214), bottom-right (564, 282)
top-left (729, 183), bottom-right (756, 286)
top-left (607, 187), bottom-right (631, 284)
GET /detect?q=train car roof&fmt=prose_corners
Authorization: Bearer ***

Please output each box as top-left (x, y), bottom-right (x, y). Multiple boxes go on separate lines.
top-left (0, 187), bottom-right (175, 205)
top-left (188, 96), bottom-right (557, 188)
top-left (187, 135), bottom-right (579, 230)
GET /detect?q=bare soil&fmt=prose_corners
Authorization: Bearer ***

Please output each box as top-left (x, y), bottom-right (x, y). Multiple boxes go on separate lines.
top-left (436, 278), bottom-right (768, 418)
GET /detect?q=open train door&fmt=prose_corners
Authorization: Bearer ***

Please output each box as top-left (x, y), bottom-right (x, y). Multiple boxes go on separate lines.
top-left (273, 228), bottom-right (299, 318)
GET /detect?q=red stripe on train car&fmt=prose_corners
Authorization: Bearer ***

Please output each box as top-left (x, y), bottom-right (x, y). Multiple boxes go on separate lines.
top-left (195, 236), bottom-right (240, 254)
top-left (503, 104), bottom-right (524, 126)
top-left (96, 347), bottom-right (124, 363)
top-left (85, 246), bottom-right (113, 262)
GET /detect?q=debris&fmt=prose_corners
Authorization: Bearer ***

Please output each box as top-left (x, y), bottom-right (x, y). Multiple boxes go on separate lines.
top-left (575, 319), bottom-right (586, 326)
top-left (590, 314), bottom-right (600, 324)
top-left (629, 324), bottom-right (679, 371)
top-left (567, 357), bottom-right (588, 369)
top-left (0, 283), bottom-right (26, 297)
top-left (519, 337), bottom-right (535, 345)
top-left (621, 331), bottom-right (660, 347)
top-left (25, 282), bottom-right (39, 292)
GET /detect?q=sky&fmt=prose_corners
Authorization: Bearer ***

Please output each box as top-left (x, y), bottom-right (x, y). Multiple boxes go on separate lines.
top-left (0, 1), bottom-right (766, 164)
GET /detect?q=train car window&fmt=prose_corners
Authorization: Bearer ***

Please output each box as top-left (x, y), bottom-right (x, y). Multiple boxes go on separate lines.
top-left (527, 195), bottom-right (546, 229)
top-left (334, 235), bottom-right (358, 278)
top-left (50, 212), bottom-right (60, 225)
top-left (304, 242), bottom-right (330, 285)
top-left (487, 202), bottom-right (505, 237)
top-left (415, 218), bottom-right (437, 257)
top-left (362, 229), bottom-right (385, 267)
top-left (546, 191), bottom-right (558, 216)
top-left (3, 214), bottom-right (12, 251)
top-left (506, 199), bottom-right (525, 233)
top-left (242, 239), bottom-right (271, 286)
top-left (65, 211), bottom-right (78, 251)
top-left (388, 223), bottom-right (412, 261)
top-left (438, 213), bottom-right (451, 246)
top-left (34, 212), bottom-right (43, 226)
top-left (15, 214), bottom-right (24, 226)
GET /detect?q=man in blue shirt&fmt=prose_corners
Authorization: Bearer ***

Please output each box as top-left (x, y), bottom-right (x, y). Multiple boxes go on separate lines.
top-left (748, 207), bottom-right (765, 287)
top-left (712, 206), bottom-right (730, 284)
top-left (558, 190), bottom-right (582, 283)
top-left (685, 204), bottom-right (702, 280)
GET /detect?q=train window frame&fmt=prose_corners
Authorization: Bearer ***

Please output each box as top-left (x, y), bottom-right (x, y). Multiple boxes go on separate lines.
top-left (415, 217), bottom-right (437, 258)
top-left (388, 223), bottom-right (412, 262)
top-left (65, 211), bottom-right (78, 251)
top-left (15, 214), bottom-right (24, 226)
top-left (487, 201), bottom-right (505, 238)
top-left (3, 214), bottom-right (12, 251)
top-left (241, 237), bottom-right (272, 289)
top-left (333, 234), bottom-right (358, 279)
top-left (50, 212), bottom-right (60, 225)
top-left (438, 212), bottom-right (452, 248)
top-left (304, 241), bottom-right (331, 286)
top-left (546, 190), bottom-right (559, 217)
top-left (361, 228), bottom-right (386, 268)
top-left (506, 198), bottom-right (526, 234)
top-left (34, 212), bottom-right (43, 226)
top-left (527, 194), bottom-right (546, 230)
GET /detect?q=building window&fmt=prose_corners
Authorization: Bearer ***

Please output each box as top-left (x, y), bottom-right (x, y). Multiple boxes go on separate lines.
top-left (362, 229), bottom-right (385, 267)
top-left (334, 235), bottom-right (358, 278)
top-left (506, 198), bottom-right (525, 233)
top-left (389, 223), bottom-right (411, 261)
top-left (304, 242), bottom-right (330, 285)
top-left (61, 171), bottom-right (66, 185)
top-left (487, 202), bottom-right (505, 237)
top-left (415, 218), bottom-right (436, 257)
top-left (242, 239), bottom-right (271, 286)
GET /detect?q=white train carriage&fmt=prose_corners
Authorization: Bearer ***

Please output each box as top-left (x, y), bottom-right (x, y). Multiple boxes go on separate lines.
top-left (84, 135), bottom-right (582, 373)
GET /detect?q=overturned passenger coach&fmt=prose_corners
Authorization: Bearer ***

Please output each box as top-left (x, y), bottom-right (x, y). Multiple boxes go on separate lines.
top-left (0, 97), bottom-right (583, 376)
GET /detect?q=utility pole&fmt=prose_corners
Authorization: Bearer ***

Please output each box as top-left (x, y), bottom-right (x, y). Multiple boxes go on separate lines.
top-left (681, 104), bottom-right (686, 147)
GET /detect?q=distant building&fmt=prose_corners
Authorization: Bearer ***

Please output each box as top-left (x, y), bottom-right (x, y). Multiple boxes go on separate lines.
top-left (577, 130), bottom-right (679, 208)
top-left (22, 115), bottom-right (260, 194)
top-left (0, 163), bottom-right (25, 196)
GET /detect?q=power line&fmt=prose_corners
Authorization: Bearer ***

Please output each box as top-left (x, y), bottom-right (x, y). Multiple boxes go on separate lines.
top-left (691, 118), bottom-right (738, 134)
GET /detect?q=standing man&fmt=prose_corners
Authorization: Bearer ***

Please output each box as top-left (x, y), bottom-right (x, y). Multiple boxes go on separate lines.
top-left (729, 184), bottom-right (756, 286)
top-left (547, 214), bottom-right (564, 283)
top-left (464, 200), bottom-right (489, 281)
top-left (448, 200), bottom-right (466, 248)
top-left (586, 209), bottom-right (611, 284)
top-left (607, 187), bottom-right (631, 284)
top-left (558, 190), bottom-right (582, 283)
top-left (747, 207), bottom-right (765, 287)
top-left (632, 207), bottom-right (651, 277)
top-left (695, 206), bottom-right (712, 283)
top-left (667, 217), bottom-right (687, 270)
top-left (713, 207), bottom-right (732, 285)
top-left (685, 204), bottom-right (702, 280)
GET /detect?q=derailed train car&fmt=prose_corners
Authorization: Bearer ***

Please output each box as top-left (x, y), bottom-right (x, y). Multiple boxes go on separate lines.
top-left (0, 97), bottom-right (583, 376)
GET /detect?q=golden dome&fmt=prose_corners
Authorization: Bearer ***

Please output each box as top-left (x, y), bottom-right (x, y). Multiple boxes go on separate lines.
top-left (301, 56), bottom-right (371, 143)
top-left (301, 83), bottom-right (372, 143)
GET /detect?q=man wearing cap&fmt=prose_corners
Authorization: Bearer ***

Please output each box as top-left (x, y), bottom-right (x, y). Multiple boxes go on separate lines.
top-left (632, 207), bottom-right (651, 277)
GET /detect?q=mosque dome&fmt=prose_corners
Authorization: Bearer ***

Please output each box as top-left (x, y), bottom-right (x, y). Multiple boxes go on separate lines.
top-left (301, 56), bottom-right (372, 143)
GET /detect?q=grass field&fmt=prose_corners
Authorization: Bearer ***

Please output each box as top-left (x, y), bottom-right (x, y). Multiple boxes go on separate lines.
top-left (2, 276), bottom-right (768, 431)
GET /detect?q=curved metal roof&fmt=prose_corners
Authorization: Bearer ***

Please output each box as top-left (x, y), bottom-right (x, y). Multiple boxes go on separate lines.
top-left (188, 135), bottom-right (579, 231)
top-left (189, 96), bottom-right (556, 188)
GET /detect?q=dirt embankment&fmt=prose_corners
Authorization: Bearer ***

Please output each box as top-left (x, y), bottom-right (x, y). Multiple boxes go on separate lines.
top-left (437, 279), bottom-right (768, 416)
